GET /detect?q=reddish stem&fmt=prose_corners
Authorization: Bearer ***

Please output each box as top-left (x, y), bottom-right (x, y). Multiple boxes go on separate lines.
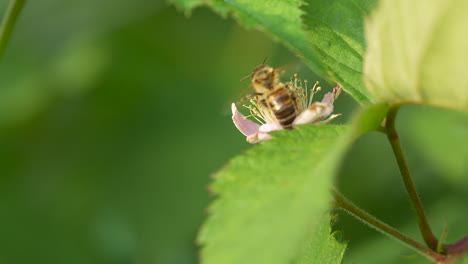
top-left (445, 236), bottom-right (468, 255)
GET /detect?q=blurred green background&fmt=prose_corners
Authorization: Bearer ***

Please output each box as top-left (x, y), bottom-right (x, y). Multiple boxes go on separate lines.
top-left (0, 1), bottom-right (466, 264)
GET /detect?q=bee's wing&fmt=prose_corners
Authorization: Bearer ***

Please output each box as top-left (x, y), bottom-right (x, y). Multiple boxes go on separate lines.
top-left (275, 60), bottom-right (304, 80)
top-left (236, 83), bottom-right (258, 103)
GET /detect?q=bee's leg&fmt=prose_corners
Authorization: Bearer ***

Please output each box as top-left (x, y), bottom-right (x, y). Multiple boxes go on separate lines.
top-left (239, 92), bottom-right (263, 103)
top-left (259, 98), bottom-right (268, 109)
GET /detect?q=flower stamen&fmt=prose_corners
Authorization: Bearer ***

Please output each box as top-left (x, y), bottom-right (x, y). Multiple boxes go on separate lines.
top-left (243, 103), bottom-right (265, 125)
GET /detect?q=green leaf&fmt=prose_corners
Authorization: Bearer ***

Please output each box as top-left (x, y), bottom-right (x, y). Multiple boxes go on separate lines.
top-left (302, 0), bottom-right (378, 105)
top-left (364, 0), bottom-right (468, 112)
top-left (198, 104), bottom-right (390, 264)
top-left (198, 125), bottom-right (350, 264)
top-left (170, 0), bottom-right (378, 105)
top-left (293, 215), bottom-right (346, 264)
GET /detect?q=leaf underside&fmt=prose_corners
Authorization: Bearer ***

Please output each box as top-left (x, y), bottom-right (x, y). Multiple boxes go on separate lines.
top-left (364, 0), bottom-right (468, 112)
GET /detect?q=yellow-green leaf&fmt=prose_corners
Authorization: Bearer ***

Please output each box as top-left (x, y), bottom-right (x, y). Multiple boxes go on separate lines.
top-left (364, 0), bottom-right (468, 111)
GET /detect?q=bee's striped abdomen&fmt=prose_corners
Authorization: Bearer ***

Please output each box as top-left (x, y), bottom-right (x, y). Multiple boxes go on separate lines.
top-left (266, 86), bottom-right (297, 130)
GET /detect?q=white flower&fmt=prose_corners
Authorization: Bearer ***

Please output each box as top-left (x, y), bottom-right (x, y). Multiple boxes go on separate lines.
top-left (232, 82), bottom-right (342, 144)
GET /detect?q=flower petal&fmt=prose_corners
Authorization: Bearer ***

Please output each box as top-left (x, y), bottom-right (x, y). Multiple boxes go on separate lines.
top-left (293, 85), bottom-right (342, 126)
top-left (246, 123), bottom-right (283, 144)
top-left (247, 132), bottom-right (271, 144)
top-left (232, 103), bottom-right (261, 136)
top-left (293, 102), bottom-right (332, 125)
top-left (320, 91), bottom-right (335, 105)
top-left (258, 122), bottom-right (283, 133)
top-left (321, 85), bottom-right (342, 104)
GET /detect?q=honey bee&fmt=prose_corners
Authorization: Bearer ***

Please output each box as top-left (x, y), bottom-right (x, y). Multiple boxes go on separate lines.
top-left (245, 64), bottom-right (298, 129)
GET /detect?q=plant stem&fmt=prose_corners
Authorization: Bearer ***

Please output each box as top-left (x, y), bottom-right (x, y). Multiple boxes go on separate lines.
top-left (445, 236), bottom-right (468, 255)
top-left (0, 0), bottom-right (26, 58)
top-left (385, 105), bottom-right (439, 251)
top-left (333, 190), bottom-right (445, 262)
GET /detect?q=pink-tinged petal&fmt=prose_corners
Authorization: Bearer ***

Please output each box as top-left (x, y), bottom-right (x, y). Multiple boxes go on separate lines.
top-left (293, 102), bottom-right (333, 125)
top-left (320, 92), bottom-right (335, 105)
top-left (247, 132), bottom-right (272, 144)
top-left (320, 85), bottom-right (342, 104)
top-left (246, 123), bottom-right (283, 144)
top-left (231, 105), bottom-right (281, 144)
top-left (231, 103), bottom-right (261, 136)
top-left (258, 122), bottom-right (283, 133)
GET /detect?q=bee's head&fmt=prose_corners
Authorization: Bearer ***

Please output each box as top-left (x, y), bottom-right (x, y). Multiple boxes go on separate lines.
top-left (251, 65), bottom-right (279, 92)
